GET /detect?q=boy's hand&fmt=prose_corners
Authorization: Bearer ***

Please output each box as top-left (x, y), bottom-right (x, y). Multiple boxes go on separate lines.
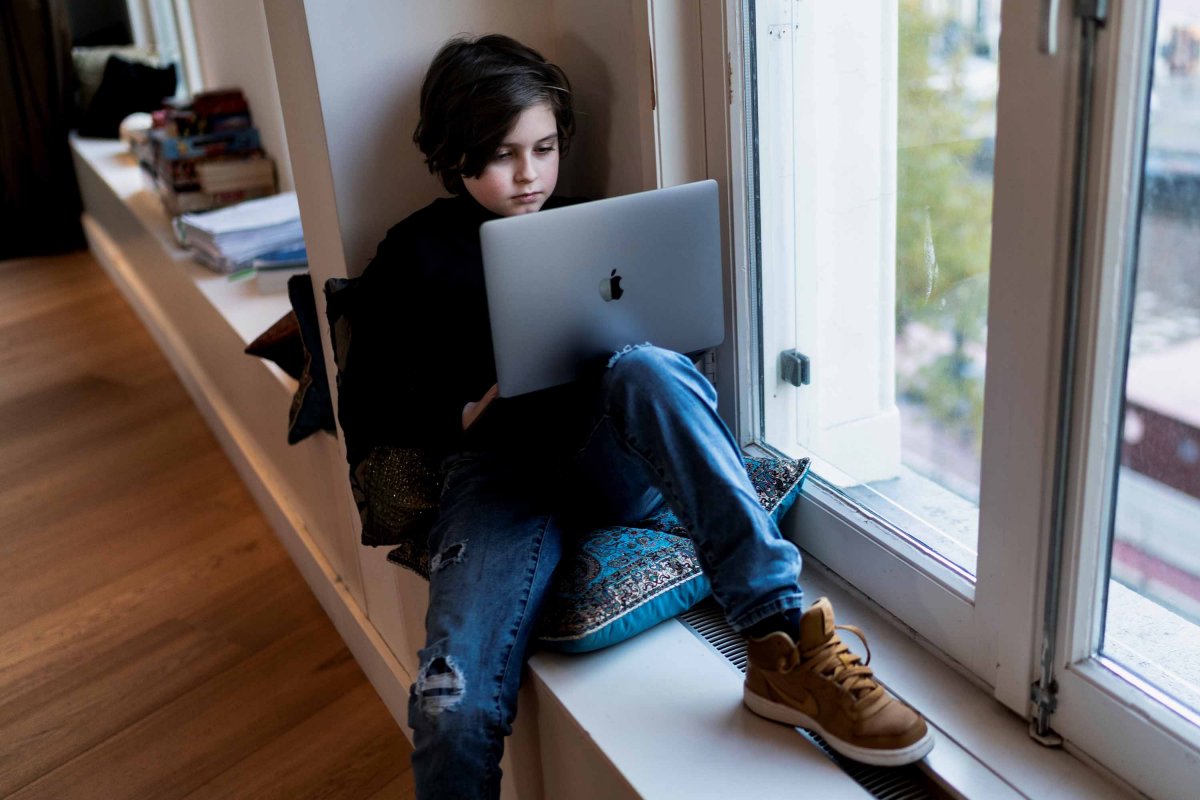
top-left (462, 384), bottom-right (500, 431)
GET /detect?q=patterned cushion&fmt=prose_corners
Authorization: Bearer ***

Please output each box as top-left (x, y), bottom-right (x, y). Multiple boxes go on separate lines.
top-left (243, 310), bottom-right (305, 381)
top-left (77, 55), bottom-right (177, 139)
top-left (353, 446), bottom-right (441, 549)
top-left (242, 276), bottom-right (336, 445)
top-left (284, 274), bottom-right (336, 444)
top-left (533, 525), bottom-right (711, 653)
top-left (386, 455), bottom-right (811, 653)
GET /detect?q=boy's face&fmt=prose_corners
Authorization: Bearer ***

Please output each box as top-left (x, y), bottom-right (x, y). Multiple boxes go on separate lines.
top-left (463, 102), bottom-right (559, 217)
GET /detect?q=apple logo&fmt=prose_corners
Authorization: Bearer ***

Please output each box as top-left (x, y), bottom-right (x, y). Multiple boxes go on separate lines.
top-left (599, 269), bottom-right (625, 302)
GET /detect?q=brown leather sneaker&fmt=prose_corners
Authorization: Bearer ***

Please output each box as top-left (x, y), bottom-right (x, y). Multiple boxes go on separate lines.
top-left (743, 598), bottom-right (934, 766)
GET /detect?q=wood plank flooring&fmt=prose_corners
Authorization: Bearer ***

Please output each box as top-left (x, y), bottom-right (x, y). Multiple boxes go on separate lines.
top-left (0, 251), bottom-right (416, 799)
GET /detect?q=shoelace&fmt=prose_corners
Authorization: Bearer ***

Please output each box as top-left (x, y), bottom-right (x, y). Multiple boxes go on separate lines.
top-left (783, 624), bottom-right (885, 710)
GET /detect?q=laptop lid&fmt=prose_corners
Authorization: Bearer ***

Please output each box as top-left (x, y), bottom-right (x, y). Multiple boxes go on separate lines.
top-left (481, 179), bottom-right (725, 398)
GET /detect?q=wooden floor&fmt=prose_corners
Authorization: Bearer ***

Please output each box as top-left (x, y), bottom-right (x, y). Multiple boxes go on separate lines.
top-left (0, 251), bottom-right (416, 799)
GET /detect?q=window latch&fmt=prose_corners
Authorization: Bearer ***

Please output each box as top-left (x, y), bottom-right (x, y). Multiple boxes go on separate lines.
top-left (781, 350), bottom-right (811, 388)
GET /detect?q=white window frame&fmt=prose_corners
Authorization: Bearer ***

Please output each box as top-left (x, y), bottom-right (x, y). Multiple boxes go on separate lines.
top-left (754, 2), bottom-right (903, 487)
top-left (673, 0), bottom-right (1200, 793)
top-left (125, 0), bottom-right (202, 97)
top-left (1049, 0), bottom-right (1200, 795)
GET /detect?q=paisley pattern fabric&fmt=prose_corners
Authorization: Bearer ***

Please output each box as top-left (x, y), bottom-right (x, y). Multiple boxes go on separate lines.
top-left (534, 526), bottom-right (708, 647)
top-left (386, 455), bottom-right (811, 650)
top-left (640, 455), bottom-right (811, 539)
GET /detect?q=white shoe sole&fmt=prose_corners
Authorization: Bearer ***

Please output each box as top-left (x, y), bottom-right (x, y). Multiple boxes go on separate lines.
top-left (743, 685), bottom-right (935, 767)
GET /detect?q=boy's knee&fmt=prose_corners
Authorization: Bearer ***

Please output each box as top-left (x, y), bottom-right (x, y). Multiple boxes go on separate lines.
top-left (606, 341), bottom-right (656, 369)
top-left (606, 344), bottom-right (714, 405)
top-left (606, 343), bottom-right (689, 381)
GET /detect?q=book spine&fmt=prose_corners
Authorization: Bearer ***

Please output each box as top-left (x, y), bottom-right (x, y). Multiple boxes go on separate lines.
top-left (199, 178), bottom-right (277, 194)
top-left (196, 158), bottom-right (274, 182)
top-left (156, 179), bottom-right (218, 216)
top-left (157, 129), bottom-right (262, 161)
top-left (192, 92), bottom-right (250, 118)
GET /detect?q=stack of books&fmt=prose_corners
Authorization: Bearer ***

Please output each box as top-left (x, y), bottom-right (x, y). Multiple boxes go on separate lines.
top-left (143, 89), bottom-right (277, 216)
top-left (245, 245), bottom-right (309, 292)
top-left (174, 192), bottom-right (306, 277)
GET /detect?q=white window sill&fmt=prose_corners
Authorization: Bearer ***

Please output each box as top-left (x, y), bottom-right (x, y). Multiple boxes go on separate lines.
top-left (528, 540), bottom-right (1133, 799)
top-left (70, 135), bottom-right (297, 390)
top-left (802, 448), bottom-right (980, 579)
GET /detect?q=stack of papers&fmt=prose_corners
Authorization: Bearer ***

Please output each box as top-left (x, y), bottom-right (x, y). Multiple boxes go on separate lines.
top-left (174, 192), bottom-right (304, 272)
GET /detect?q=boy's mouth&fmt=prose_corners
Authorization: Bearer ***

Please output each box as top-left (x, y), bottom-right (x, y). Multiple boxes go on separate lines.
top-left (513, 192), bottom-right (541, 203)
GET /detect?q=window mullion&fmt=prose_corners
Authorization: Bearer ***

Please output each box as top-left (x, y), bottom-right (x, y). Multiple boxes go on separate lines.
top-left (972, 0), bottom-right (1081, 713)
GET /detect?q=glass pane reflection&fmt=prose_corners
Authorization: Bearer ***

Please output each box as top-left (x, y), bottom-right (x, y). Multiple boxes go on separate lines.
top-left (1103, 0), bottom-right (1200, 716)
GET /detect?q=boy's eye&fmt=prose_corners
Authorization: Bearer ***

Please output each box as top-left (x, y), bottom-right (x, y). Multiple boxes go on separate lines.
top-left (493, 151), bottom-right (512, 161)
top-left (536, 144), bottom-right (557, 154)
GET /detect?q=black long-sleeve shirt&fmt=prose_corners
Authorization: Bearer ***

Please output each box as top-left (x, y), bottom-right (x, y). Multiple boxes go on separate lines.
top-left (340, 192), bottom-right (590, 467)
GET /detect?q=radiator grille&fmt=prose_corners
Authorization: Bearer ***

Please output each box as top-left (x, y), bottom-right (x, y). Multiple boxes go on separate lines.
top-left (677, 598), bottom-right (947, 800)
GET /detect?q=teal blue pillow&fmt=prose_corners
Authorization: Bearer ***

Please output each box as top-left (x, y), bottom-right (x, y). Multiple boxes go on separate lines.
top-left (534, 525), bottom-right (713, 653)
top-left (385, 455), bottom-right (810, 653)
top-left (534, 455), bottom-right (810, 653)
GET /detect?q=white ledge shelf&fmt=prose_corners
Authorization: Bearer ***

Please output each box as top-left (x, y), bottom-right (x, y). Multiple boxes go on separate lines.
top-left (70, 136), bottom-right (296, 385)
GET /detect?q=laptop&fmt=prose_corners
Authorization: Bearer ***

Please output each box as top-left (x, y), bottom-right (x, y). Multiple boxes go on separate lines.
top-left (480, 179), bottom-right (725, 398)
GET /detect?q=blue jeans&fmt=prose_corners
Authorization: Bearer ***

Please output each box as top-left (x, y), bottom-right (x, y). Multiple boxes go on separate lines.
top-left (407, 345), bottom-right (803, 799)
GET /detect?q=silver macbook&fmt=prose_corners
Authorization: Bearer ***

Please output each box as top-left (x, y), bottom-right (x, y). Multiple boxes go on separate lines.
top-left (480, 179), bottom-right (725, 398)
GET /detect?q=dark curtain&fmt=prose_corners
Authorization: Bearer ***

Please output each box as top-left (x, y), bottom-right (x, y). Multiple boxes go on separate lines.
top-left (1, 0), bottom-right (85, 260)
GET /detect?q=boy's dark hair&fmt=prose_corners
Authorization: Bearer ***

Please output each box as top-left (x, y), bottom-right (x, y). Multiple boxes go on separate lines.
top-left (414, 34), bottom-right (575, 195)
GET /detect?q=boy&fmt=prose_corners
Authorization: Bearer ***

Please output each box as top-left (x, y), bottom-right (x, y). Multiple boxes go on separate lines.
top-left (353, 33), bottom-right (933, 799)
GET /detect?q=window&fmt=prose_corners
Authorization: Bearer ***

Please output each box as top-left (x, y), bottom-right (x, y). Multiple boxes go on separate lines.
top-left (704, 0), bottom-right (1200, 795)
top-left (1104, 0), bottom-right (1200, 710)
top-left (125, 0), bottom-right (201, 97)
top-left (752, 0), bottom-right (999, 579)
top-left (723, 0), bottom-right (1067, 693)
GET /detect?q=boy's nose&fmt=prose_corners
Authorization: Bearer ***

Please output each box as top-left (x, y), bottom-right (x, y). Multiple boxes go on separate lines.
top-left (515, 155), bottom-right (537, 183)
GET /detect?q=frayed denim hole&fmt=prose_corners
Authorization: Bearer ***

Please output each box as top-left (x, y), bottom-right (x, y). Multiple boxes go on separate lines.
top-left (415, 655), bottom-right (466, 717)
top-left (429, 541), bottom-right (466, 573)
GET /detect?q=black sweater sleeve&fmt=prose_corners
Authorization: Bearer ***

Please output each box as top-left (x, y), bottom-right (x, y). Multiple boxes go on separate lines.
top-left (339, 219), bottom-right (468, 464)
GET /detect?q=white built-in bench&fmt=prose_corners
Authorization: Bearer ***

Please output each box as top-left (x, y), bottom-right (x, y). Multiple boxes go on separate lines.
top-left (72, 135), bottom-right (1131, 800)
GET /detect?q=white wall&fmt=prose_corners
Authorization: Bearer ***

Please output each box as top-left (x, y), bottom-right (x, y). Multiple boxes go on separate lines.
top-left (293, 1), bottom-right (560, 276)
top-left (183, 0), bottom-right (658, 270)
top-left (551, 0), bottom-right (656, 199)
top-left (187, 0), bottom-right (294, 191)
top-left (267, 0), bottom-right (655, 277)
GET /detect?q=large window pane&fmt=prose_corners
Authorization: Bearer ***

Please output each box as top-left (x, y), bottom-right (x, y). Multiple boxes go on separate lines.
top-left (1103, 0), bottom-right (1200, 717)
top-left (753, 0), bottom-right (1000, 576)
